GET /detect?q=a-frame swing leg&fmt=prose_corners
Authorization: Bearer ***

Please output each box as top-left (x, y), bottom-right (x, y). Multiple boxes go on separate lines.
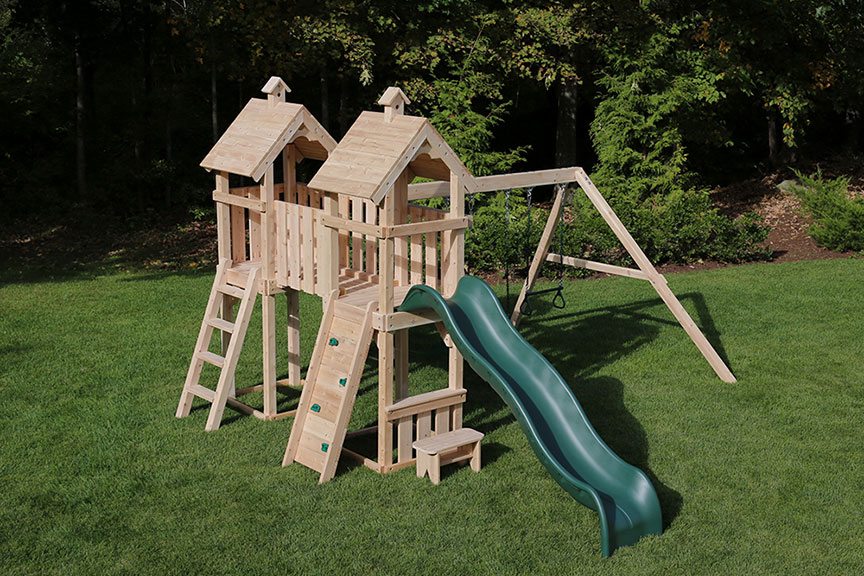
top-left (574, 168), bottom-right (736, 383)
top-left (513, 169), bottom-right (736, 383)
top-left (511, 185), bottom-right (566, 327)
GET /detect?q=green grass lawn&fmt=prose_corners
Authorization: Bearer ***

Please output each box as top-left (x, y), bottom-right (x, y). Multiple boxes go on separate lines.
top-left (1, 259), bottom-right (863, 575)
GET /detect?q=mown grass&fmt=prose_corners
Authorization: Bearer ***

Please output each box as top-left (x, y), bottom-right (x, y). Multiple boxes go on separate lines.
top-left (1, 259), bottom-right (862, 575)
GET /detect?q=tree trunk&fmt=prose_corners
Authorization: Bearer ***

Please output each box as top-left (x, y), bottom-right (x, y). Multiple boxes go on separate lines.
top-left (555, 77), bottom-right (578, 168)
top-left (767, 111), bottom-right (781, 167)
top-left (320, 70), bottom-right (330, 131)
top-left (844, 109), bottom-right (861, 153)
top-left (555, 52), bottom-right (579, 169)
top-left (75, 34), bottom-right (87, 199)
top-left (211, 48), bottom-right (218, 143)
top-left (339, 74), bottom-right (349, 138)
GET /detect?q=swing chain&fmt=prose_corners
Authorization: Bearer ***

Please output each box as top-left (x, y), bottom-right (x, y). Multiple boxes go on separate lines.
top-left (504, 189), bottom-right (511, 310)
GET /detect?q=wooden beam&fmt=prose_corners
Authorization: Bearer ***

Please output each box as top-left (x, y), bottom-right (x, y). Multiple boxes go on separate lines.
top-left (385, 217), bottom-right (471, 238)
top-left (472, 167), bottom-right (579, 193)
top-left (213, 191), bottom-right (266, 213)
top-left (320, 213), bottom-right (384, 238)
top-left (406, 167), bottom-right (581, 200)
top-left (545, 253), bottom-right (649, 280)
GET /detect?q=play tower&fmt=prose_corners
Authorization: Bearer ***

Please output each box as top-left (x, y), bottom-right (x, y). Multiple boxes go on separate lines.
top-left (177, 78), bottom-right (479, 480)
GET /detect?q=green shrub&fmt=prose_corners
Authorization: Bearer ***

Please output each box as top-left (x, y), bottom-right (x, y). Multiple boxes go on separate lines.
top-left (463, 185), bottom-right (771, 275)
top-left (466, 191), bottom-right (540, 272)
top-left (790, 169), bottom-right (864, 252)
top-left (567, 185), bottom-right (771, 266)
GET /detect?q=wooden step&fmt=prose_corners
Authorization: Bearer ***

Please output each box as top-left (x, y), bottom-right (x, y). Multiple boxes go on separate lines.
top-left (188, 384), bottom-right (215, 402)
top-left (413, 428), bottom-right (484, 456)
top-left (217, 283), bottom-right (245, 299)
top-left (206, 317), bottom-right (235, 333)
top-left (198, 350), bottom-right (225, 368)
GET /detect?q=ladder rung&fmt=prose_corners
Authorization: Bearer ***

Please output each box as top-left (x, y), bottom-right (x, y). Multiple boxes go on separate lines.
top-left (188, 384), bottom-right (215, 402)
top-left (206, 317), bottom-right (235, 333)
top-left (217, 283), bottom-right (245, 299)
top-left (198, 351), bottom-right (225, 368)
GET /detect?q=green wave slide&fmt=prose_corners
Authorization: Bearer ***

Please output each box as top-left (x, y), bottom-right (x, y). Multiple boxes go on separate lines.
top-left (399, 276), bottom-right (662, 557)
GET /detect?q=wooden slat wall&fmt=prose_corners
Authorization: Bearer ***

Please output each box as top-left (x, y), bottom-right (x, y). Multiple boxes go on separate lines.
top-left (274, 200), bottom-right (328, 297)
top-left (397, 203), bottom-right (447, 289)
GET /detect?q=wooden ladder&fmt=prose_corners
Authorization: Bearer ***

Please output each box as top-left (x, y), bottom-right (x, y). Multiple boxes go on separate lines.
top-left (176, 259), bottom-right (260, 431)
top-left (282, 293), bottom-right (375, 483)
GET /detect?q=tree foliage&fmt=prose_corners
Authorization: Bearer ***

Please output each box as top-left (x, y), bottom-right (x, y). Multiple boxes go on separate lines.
top-left (1, 0), bottom-right (862, 263)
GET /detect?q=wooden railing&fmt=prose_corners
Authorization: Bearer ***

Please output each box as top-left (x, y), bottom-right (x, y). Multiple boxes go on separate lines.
top-left (263, 193), bottom-right (470, 302)
top-left (395, 204), bottom-right (447, 290)
top-left (385, 388), bottom-right (467, 465)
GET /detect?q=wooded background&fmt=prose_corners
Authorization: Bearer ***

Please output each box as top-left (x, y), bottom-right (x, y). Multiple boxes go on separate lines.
top-left (2, 0), bottom-right (862, 262)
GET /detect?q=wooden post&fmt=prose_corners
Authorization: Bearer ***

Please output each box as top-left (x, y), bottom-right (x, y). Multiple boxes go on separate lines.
top-left (285, 289), bottom-right (301, 386)
top-left (377, 175), bottom-right (400, 472)
top-left (511, 184), bottom-right (565, 327)
top-left (215, 172), bottom-right (237, 395)
top-left (445, 174), bottom-right (465, 430)
top-left (393, 173), bottom-right (410, 400)
top-left (320, 192), bottom-right (340, 303)
top-left (261, 166), bottom-right (278, 415)
top-left (283, 144), bottom-right (297, 203)
top-left (281, 141), bottom-right (301, 387)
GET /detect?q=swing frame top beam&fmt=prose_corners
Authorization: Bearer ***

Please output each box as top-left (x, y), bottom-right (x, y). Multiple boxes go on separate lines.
top-left (407, 167), bottom-right (578, 200)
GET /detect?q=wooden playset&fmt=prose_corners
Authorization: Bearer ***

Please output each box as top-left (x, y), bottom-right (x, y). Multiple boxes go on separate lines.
top-left (175, 77), bottom-right (735, 487)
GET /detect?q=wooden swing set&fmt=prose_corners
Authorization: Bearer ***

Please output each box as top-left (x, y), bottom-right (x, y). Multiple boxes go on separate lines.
top-left (176, 77), bottom-right (734, 487)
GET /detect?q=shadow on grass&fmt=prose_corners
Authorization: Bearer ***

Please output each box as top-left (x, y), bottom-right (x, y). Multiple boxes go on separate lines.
top-left (516, 290), bottom-right (733, 378)
top-left (573, 375), bottom-right (683, 529)
top-left (0, 211), bottom-right (218, 286)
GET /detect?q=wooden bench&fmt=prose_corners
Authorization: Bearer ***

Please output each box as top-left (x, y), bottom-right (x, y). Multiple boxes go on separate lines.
top-left (413, 428), bottom-right (484, 485)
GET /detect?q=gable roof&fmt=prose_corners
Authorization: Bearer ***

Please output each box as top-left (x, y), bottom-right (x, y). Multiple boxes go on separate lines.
top-left (200, 98), bottom-right (336, 182)
top-left (308, 111), bottom-right (474, 204)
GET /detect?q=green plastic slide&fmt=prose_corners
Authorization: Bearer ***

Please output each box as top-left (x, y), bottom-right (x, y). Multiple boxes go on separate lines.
top-left (399, 276), bottom-right (662, 557)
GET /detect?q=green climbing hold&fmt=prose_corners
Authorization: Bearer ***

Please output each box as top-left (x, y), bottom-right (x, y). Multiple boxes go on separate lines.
top-left (321, 443), bottom-right (329, 453)
top-left (328, 337), bottom-right (339, 346)
top-left (311, 403), bottom-right (321, 413)
top-left (339, 378), bottom-right (347, 387)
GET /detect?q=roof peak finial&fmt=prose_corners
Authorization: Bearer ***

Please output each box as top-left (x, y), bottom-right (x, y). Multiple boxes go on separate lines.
top-left (261, 76), bottom-right (291, 107)
top-left (378, 87), bottom-right (410, 122)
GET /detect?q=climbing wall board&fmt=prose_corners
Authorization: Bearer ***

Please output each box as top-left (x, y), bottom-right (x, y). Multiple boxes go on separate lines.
top-left (283, 295), bottom-right (375, 483)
